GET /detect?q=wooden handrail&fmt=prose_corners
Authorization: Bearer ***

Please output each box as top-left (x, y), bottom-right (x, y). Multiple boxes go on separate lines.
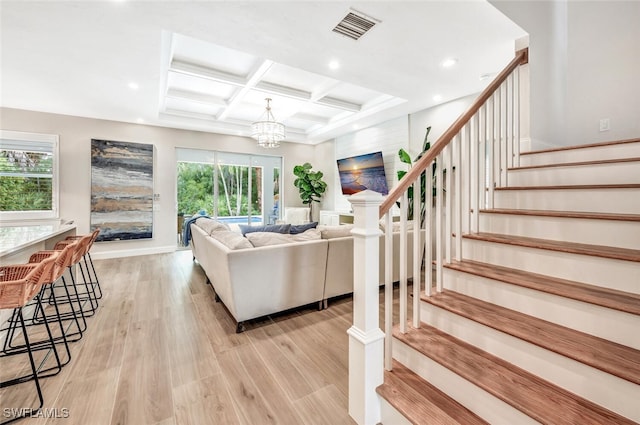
top-left (380, 48), bottom-right (529, 216)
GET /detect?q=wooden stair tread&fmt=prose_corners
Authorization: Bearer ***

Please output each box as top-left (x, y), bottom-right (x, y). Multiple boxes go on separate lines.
top-left (521, 137), bottom-right (640, 156)
top-left (479, 208), bottom-right (640, 222)
top-left (496, 183), bottom-right (640, 190)
top-left (421, 290), bottom-right (640, 385)
top-left (394, 323), bottom-right (637, 425)
top-left (508, 156), bottom-right (640, 171)
top-left (464, 232), bottom-right (640, 262)
top-left (444, 259), bottom-right (640, 315)
top-left (377, 360), bottom-right (488, 425)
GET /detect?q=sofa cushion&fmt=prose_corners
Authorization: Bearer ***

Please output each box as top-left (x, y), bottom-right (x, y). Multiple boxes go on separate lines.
top-left (318, 224), bottom-right (354, 239)
top-left (238, 223), bottom-right (291, 236)
top-left (210, 229), bottom-right (253, 250)
top-left (289, 221), bottom-right (318, 234)
top-left (291, 228), bottom-right (321, 241)
top-left (196, 217), bottom-right (230, 235)
top-left (245, 232), bottom-right (293, 247)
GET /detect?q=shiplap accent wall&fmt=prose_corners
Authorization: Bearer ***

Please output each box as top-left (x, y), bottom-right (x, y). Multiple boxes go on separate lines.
top-left (334, 116), bottom-right (409, 212)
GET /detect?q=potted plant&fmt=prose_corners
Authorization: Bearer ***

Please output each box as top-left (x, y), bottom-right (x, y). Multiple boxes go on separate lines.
top-left (397, 126), bottom-right (434, 225)
top-left (293, 162), bottom-right (327, 222)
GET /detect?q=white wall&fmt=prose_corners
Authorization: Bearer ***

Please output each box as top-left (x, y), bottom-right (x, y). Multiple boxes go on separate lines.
top-left (491, 0), bottom-right (640, 149)
top-left (409, 93), bottom-right (477, 156)
top-left (565, 1), bottom-right (640, 145)
top-left (0, 107), bottom-right (317, 258)
top-left (313, 140), bottom-right (337, 214)
top-left (333, 117), bottom-right (409, 212)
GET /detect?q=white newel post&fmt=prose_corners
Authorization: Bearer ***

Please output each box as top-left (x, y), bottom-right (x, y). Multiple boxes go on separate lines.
top-left (348, 190), bottom-right (385, 425)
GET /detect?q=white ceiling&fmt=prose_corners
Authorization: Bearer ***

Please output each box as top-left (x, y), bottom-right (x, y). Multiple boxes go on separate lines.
top-left (0, 1), bottom-right (526, 145)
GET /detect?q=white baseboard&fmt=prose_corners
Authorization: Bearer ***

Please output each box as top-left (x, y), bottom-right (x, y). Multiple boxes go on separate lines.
top-left (91, 245), bottom-right (178, 260)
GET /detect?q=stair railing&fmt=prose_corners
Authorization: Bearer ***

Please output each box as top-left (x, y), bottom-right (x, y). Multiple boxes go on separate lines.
top-left (347, 48), bottom-right (529, 425)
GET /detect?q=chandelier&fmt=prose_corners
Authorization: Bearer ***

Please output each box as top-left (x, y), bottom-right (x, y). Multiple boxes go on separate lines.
top-left (251, 98), bottom-right (285, 148)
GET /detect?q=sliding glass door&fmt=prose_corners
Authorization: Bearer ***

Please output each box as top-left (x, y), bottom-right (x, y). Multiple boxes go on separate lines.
top-left (176, 149), bottom-right (281, 246)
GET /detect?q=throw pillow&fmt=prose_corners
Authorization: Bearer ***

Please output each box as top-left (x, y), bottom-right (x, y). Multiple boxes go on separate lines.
top-left (238, 223), bottom-right (291, 236)
top-left (291, 228), bottom-right (322, 241)
top-left (196, 217), bottom-right (230, 235)
top-left (210, 230), bottom-right (253, 250)
top-left (318, 224), bottom-right (354, 239)
top-left (289, 221), bottom-right (318, 235)
top-left (245, 232), bottom-right (293, 247)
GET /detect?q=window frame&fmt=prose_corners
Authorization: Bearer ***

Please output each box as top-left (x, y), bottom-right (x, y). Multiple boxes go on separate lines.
top-left (0, 130), bottom-right (60, 221)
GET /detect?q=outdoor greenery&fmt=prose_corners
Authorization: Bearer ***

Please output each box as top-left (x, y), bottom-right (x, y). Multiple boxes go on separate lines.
top-left (177, 162), bottom-right (277, 217)
top-left (0, 151), bottom-right (53, 211)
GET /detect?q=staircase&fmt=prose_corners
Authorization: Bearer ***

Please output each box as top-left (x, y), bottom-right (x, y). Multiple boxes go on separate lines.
top-left (377, 138), bottom-right (640, 424)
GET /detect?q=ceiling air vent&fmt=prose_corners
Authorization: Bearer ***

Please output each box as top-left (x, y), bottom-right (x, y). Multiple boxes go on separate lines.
top-left (332, 9), bottom-right (379, 41)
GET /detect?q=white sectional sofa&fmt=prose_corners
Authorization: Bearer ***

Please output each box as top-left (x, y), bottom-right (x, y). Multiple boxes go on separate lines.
top-left (190, 218), bottom-right (422, 332)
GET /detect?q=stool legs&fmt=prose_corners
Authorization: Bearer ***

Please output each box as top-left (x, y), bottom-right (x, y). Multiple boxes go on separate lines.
top-left (0, 308), bottom-right (44, 424)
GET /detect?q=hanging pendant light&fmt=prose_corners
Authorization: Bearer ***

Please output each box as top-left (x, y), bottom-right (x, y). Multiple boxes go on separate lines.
top-left (251, 98), bottom-right (285, 148)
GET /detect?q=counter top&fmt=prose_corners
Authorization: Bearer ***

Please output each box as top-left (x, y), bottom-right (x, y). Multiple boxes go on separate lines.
top-left (0, 222), bottom-right (77, 258)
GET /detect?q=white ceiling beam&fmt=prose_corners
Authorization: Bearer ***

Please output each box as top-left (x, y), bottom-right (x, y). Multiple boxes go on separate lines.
top-left (170, 59), bottom-right (246, 86)
top-left (166, 88), bottom-right (228, 106)
top-left (316, 96), bottom-right (361, 112)
top-left (217, 59), bottom-right (274, 121)
top-left (309, 80), bottom-right (342, 102)
top-left (254, 81), bottom-right (311, 100)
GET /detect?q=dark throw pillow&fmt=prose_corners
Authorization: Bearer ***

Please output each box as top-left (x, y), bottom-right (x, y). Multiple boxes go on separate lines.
top-left (289, 221), bottom-right (318, 235)
top-left (238, 223), bottom-right (291, 236)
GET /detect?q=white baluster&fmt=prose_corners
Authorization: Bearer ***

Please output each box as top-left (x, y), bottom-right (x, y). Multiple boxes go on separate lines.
top-left (445, 144), bottom-right (452, 263)
top-left (436, 153), bottom-right (444, 293)
top-left (424, 179), bottom-right (433, 297)
top-left (384, 211), bottom-right (393, 371)
top-left (399, 191), bottom-right (408, 333)
top-left (412, 179), bottom-right (421, 328)
top-left (455, 132), bottom-right (463, 262)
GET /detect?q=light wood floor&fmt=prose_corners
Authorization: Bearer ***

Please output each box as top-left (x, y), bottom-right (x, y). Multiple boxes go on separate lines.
top-left (0, 251), bottom-right (358, 425)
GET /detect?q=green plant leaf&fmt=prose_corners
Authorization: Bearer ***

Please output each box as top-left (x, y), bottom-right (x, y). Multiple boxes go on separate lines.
top-left (293, 162), bottom-right (327, 206)
top-left (398, 148), bottom-right (412, 165)
top-left (422, 126), bottom-right (432, 152)
top-left (397, 170), bottom-right (407, 180)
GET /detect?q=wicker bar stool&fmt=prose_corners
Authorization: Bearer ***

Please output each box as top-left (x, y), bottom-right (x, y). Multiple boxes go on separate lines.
top-left (49, 234), bottom-right (99, 317)
top-left (1, 253), bottom-right (67, 365)
top-left (62, 229), bottom-right (102, 301)
top-left (27, 241), bottom-right (88, 342)
top-left (1, 246), bottom-right (77, 371)
top-left (0, 256), bottom-right (59, 424)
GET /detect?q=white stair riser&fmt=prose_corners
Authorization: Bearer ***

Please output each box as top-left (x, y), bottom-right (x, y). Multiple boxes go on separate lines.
top-left (393, 339), bottom-right (539, 425)
top-left (479, 213), bottom-right (640, 250)
top-left (420, 301), bottom-right (640, 422)
top-left (508, 161), bottom-right (640, 186)
top-left (442, 268), bottom-right (640, 350)
top-left (461, 238), bottom-right (640, 294)
top-left (379, 398), bottom-right (413, 425)
top-left (494, 188), bottom-right (640, 214)
top-left (519, 142), bottom-right (640, 167)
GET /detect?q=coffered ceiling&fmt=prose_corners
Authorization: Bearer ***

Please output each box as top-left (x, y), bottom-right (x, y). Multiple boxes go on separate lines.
top-left (0, 1), bottom-right (526, 145)
top-left (160, 32), bottom-right (405, 142)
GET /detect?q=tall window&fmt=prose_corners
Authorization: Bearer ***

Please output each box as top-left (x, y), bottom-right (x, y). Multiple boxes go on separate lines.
top-left (0, 130), bottom-right (59, 220)
top-left (176, 148), bottom-right (282, 245)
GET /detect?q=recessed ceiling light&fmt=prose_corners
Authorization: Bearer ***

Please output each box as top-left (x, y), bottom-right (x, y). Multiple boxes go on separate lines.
top-left (433, 95), bottom-right (443, 102)
top-left (441, 58), bottom-right (458, 68)
top-left (136, 118), bottom-right (144, 123)
top-left (128, 82), bottom-right (139, 90)
top-left (328, 60), bottom-right (340, 70)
